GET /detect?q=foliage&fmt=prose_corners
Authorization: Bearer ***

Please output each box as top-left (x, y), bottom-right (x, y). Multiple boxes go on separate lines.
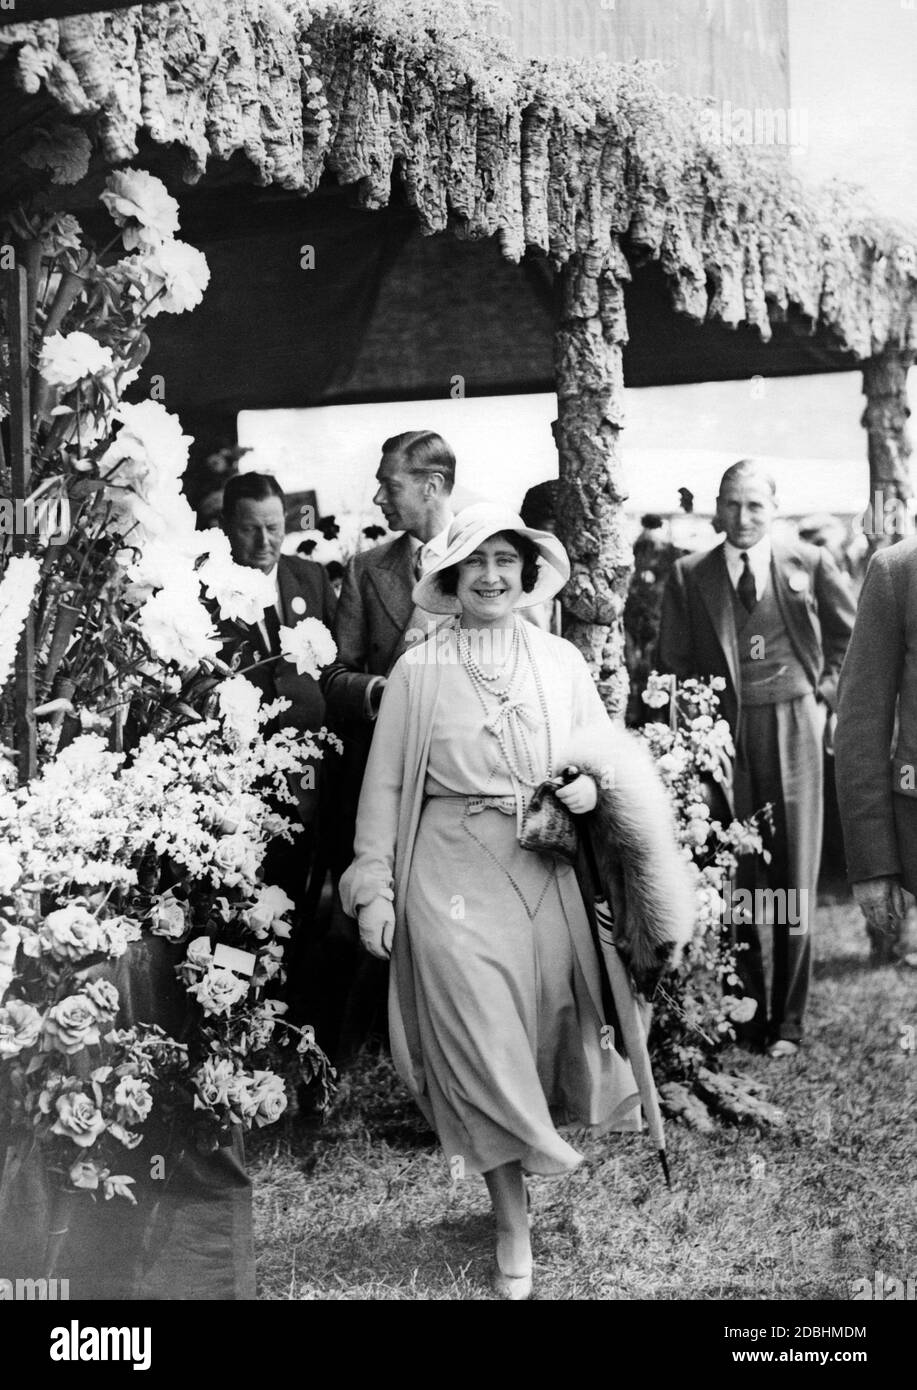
top-left (636, 673), bottom-right (770, 1085)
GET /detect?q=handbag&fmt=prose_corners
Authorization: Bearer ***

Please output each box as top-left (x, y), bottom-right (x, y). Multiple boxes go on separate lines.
top-left (518, 776), bottom-right (579, 864)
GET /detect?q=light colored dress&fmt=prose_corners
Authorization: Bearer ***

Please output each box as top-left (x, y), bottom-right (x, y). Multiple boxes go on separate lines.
top-left (341, 619), bottom-right (640, 1177)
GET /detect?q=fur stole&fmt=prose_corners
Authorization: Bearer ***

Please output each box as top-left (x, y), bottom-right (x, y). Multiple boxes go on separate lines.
top-left (563, 723), bottom-right (696, 996)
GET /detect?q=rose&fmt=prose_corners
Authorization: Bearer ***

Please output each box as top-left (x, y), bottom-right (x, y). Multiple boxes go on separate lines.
top-left (51, 1091), bottom-right (106, 1148)
top-left (187, 966), bottom-right (248, 1018)
top-left (192, 1056), bottom-right (236, 1111)
top-left (100, 169), bottom-right (180, 249)
top-left (38, 904), bottom-right (102, 961)
top-left (97, 916), bottom-right (142, 958)
top-left (0, 999), bottom-right (42, 1058)
top-left (70, 1159), bottom-right (106, 1190)
top-left (114, 1076), bottom-right (153, 1126)
top-left (249, 1070), bottom-right (288, 1128)
top-left (245, 885), bottom-right (295, 938)
top-left (185, 936), bottom-right (213, 970)
top-left (83, 979), bottom-right (120, 1018)
top-left (38, 331), bottom-right (114, 389)
top-left (722, 995), bottom-right (758, 1024)
top-left (42, 994), bottom-right (101, 1055)
top-left (149, 894), bottom-right (186, 941)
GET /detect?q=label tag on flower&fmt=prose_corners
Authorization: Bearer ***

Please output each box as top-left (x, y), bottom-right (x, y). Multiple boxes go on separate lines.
top-left (213, 943), bottom-right (257, 978)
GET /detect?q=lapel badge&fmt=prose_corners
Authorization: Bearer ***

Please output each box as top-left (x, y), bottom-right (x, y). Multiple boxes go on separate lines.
top-left (787, 570), bottom-right (809, 594)
top-left (291, 596), bottom-right (307, 615)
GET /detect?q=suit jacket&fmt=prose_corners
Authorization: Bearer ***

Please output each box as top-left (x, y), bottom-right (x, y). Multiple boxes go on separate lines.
top-left (215, 553), bottom-right (337, 823)
top-left (656, 537), bottom-right (856, 739)
top-left (835, 536), bottom-right (917, 888)
top-left (321, 533), bottom-right (422, 725)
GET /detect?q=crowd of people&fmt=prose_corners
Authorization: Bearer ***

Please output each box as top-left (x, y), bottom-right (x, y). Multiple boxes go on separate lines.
top-left (200, 434), bottom-right (913, 1299)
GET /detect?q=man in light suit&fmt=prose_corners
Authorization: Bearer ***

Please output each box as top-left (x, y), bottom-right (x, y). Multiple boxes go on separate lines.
top-left (657, 460), bottom-right (856, 1056)
top-left (216, 471), bottom-right (336, 922)
top-left (320, 430), bottom-right (456, 1056)
top-left (835, 535), bottom-right (917, 964)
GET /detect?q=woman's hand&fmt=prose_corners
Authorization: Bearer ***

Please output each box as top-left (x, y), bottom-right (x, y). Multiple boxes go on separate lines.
top-left (555, 773), bottom-right (598, 815)
top-left (358, 899), bottom-right (395, 959)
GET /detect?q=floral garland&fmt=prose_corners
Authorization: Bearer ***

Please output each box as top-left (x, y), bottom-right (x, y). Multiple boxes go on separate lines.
top-left (637, 673), bottom-right (769, 1082)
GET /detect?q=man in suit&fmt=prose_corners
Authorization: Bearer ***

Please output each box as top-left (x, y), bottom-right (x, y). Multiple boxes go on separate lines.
top-left (657, 460), bottom-right (856, 1056)
top-left (835, 536), bottom-right (917, 965)
top-left (216, 471), bottom-right (337, 923)
top-left (320, 430), bottom-right (456, 1056)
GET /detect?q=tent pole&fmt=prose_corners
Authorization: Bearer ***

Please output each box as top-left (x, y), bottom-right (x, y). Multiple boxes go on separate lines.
top-left (861, 348), bottom-right (915, 550)
top-left (4, 263), bottom-right (37, 784)
top-left (553, 243), bottom-right (632, 719)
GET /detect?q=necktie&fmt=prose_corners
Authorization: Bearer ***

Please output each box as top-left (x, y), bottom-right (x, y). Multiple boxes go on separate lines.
top-left (413, 545), bottom-right (426, 583)
top-left (261, 604), bottom-right (281, 657)
top-left (737, 552), bottom-right (757, 613)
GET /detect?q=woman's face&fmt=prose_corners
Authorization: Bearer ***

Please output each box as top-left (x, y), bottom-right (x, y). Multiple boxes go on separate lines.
top-left (455, 534), bottom-right (524, 626)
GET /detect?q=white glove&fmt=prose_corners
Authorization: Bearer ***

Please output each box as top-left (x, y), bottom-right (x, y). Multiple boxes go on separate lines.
top-left (555, 773), bottom-right (598, 815)
top-left (358, 899), bottom-right (395, 959)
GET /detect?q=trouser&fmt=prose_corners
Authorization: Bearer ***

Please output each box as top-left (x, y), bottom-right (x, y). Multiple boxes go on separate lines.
top-left (728, 697), bottom-right (822, 1044)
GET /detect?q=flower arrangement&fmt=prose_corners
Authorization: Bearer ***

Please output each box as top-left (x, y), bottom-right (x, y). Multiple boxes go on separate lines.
top-left (637, 672), bottom-right (770, 1083)
top-left (0, 689), bottom-right (335, 1204)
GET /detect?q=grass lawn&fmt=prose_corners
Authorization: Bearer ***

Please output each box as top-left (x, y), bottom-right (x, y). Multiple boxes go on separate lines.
top-left (249, 894), bottom-right (917, 1300)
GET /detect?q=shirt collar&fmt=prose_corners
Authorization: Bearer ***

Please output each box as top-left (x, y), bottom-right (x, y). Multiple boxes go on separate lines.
top-left (723, 534), bottom-right (772, 571)
top-left (411, 514), bottom-right (454, 558)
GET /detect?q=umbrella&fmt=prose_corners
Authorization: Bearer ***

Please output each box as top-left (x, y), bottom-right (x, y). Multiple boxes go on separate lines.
top-left (567, 770), bottom-right (672, 1188)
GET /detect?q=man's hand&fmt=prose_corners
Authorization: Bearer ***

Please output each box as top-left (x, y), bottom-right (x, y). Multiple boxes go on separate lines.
top-left (555, 773), bottom-right (598, 815)
top-left (852, 876), bottom-right (907, 925)
top-left (358, 899), bottom-right (395, 959)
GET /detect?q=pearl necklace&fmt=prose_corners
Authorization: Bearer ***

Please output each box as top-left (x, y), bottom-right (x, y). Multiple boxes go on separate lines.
top-left (457, 617), bottom-right (552, 789)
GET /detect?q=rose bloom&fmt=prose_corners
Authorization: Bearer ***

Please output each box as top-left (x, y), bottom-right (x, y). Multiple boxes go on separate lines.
top-left (51, 1091), bottom-right (106, 1148)
top-left (249, 1070), bottom-right (288, 1128)
top-left (193, 1055), bottom-right (236, 1112)
top-left (38, 331), bottom-right (114, 389)
top-left (100, 169), bottom-right (179, 249)
top-left (0, 999), bottom-right (43, 1058)
top-left (188, 965), bottom-right (248, 1018)
top-left (69, 1158), bottom-right (105, 1190)
top-left (245, 884), bottom-right (295, 938)
top-left (149, 894), bottom-right (186, 941)
top-left (723, 995), bottom-right (759, 1024)
top-left (42, 994), bottom-right (101, 1055)
top-left (278, 617), bottom-right (337, 679)
top-left (83, 978), bottom-right (120, 1018)
top-left (143, 237), bottom-right (211, 316)
top-left (38, 904), bottom-right (103, 961)
top-left (114, 1076), bottom-right (153, 1126)
top-left (185, 936), bottom-right (214, 970)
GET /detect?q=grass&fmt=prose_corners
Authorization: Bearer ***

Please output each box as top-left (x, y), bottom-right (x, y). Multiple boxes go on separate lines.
top-left (248, 894), bottom-right (917, 1300)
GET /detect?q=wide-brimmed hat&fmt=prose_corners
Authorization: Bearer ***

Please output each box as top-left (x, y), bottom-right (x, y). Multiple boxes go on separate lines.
top-left (412, 502), bottom-right (570, 615)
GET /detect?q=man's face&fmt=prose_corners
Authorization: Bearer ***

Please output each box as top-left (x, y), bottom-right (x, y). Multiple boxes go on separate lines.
top-left (372, 454), bottom-right (432, 537)
top-left (715, 475), bottom-right (776, 551)
top-left (225, 496), bottom-right (286, 573)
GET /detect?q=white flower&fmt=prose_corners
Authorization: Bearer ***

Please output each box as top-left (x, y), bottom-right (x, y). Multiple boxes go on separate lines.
top-left (279, 617), bottom-right (337, 679)
top-left (187, 965), bottom-right (248, 1017)
top-left (126, 537), bottom-right (205, 596)
top-left (218, 676), bottom-right (263, 745)
top-left (38, 904), bottom-right (103, 961)
top-left (39, 332), bottom-right (114, 389)
top-left (199, 541), bottom-right (275, 625)
top-left (99, 400), bottom-right (191, 494)
top-left (148, 893), bottom-right (186, 941)
top-left (142, 238), bottom-right (211, 316)
top-left (642, 684), bottom-right (671, 710)
top-left (185, 936), bottom-right (213, 970)
top-left (248, 1069), bottom-right (288, 1127)
top-left (722, 995), bottom-right (758, 1023)
top-left (0, 998), bottom-right (42, 1058)
top-left (137, 583), bottom-right (220, 670)
top-left (0, 844), bottom-right (20, 894)
top-left (114, 1076), bottom-right (153, 1125)
top-left (245, 884), bottom-right (295, 938)
top-left (100, 169), bottom-right (180, 250)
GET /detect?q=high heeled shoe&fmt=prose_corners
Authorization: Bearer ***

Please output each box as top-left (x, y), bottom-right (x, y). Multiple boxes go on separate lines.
top-left (492, 1260), bottom-right (533, 1301)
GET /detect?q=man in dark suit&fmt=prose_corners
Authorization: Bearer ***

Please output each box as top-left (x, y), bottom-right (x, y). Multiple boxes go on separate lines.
top-left (835, 535), bottom-right (917, 964)
top-left (657, 460), bottom-right (856, 1056)
top-left (216, 472), bottom-right (336, 922)
top-left (320, 430), bottom-right (456, 1056)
